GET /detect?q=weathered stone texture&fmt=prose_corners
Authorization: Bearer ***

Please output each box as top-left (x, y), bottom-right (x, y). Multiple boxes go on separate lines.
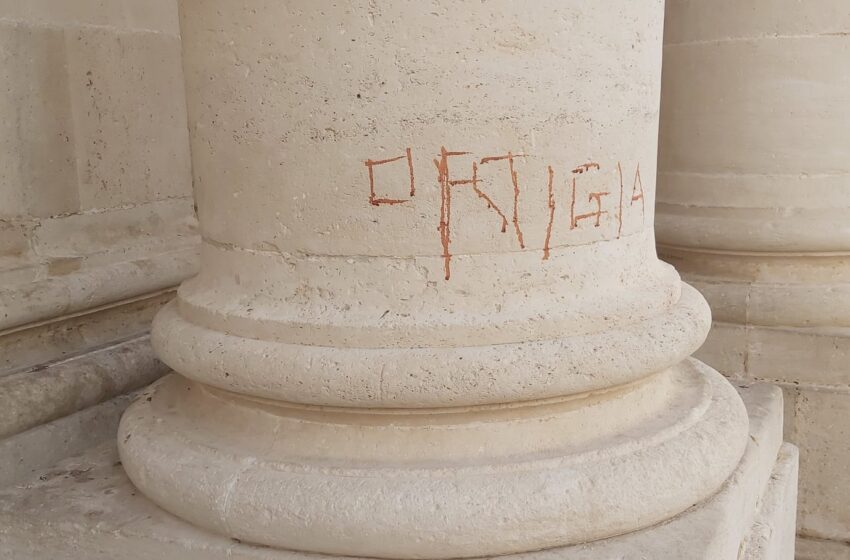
top-left (0, 0), bottom-right (198, 332)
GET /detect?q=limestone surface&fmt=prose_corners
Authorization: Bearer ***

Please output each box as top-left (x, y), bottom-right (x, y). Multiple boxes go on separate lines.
top-left (657, 0), bottom-right (850, 547)
top-left (0, 0), bottom-right (198, 331)
top-left (119, 1), bottom-right (755, 557)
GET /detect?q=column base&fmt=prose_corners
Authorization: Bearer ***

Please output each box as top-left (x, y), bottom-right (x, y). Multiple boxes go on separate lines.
top-left (116, 360), bottom-right (747, 559)
top-left (0, 383), bottom-right (796, 560)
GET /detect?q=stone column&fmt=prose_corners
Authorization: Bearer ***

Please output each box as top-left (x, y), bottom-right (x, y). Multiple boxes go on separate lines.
top-left (118, 1), bottom-right (748, 558)
top-left (656, 0), bottom-right (850, 552)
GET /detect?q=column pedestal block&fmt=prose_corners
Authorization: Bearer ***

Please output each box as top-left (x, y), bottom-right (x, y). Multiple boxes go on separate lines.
top-left (119, 358), bottom-right (744, 558)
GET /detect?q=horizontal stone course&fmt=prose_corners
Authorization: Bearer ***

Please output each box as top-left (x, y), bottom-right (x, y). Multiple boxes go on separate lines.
top-left (0, 335), bottom-right (168, 439)
top-left (0, 0), bottom-right (180, 36)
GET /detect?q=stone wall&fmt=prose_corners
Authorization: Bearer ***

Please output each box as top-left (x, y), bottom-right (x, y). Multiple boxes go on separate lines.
top-left (0, 0), bottom-right (198, 485)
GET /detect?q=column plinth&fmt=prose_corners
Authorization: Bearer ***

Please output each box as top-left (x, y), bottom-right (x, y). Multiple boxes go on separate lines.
top-left (119, 1), bottom-right (749, 557)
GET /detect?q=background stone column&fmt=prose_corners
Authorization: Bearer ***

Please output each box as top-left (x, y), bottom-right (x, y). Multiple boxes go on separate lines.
top-left (656, 1), bottom-right (850, 555)
top-left (118, 1), bottom-right (748, 558)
